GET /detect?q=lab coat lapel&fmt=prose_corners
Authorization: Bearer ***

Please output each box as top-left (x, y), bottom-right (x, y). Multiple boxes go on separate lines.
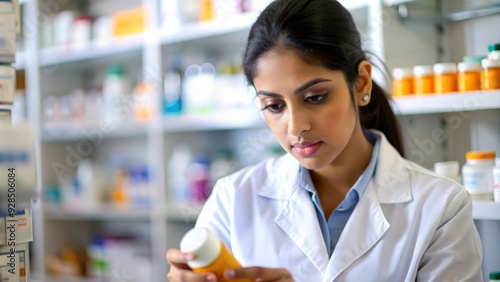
top-left (257, 155), bottom-right (329, 273)
top-left (324, 181), bottom-right (390, 281)
top-left (274, 187), bottom-right (330, 275)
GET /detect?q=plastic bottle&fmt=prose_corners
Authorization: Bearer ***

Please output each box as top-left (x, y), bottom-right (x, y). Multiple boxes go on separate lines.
top-left (180, 227), bottom-right (251, 282)
top-left (488, 43), bottom-right (500, 60)
top-left (433, 63), bottom-right (457, 94)
top-left (490, 272), bottom-right (500, 282)
top-left (392, 67), bottom-right (414, 97)
top-left (163, 70), bottom-right (182, 114)
top-left (494, 158), bottom-right (500, 203)
top-left (481, 58), bottom-right (500, 90)
top-left (413, 65), bottom-right (434, 95)
top-left (188, 155), bottom-right (211, 203)
top-left (434, 161), bottom-right (461, 183)
top-left (458, 62), bottom-right (481, 92)
top-left (462, 151), bottom-right (496, 201)
top-left (167, 144), bottom-right (193, 202)
top-left (102, 65), bottom-right (130, 118)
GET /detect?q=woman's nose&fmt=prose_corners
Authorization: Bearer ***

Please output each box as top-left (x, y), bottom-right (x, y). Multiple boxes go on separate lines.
top-left (287, 107), bottom-right (310, 136)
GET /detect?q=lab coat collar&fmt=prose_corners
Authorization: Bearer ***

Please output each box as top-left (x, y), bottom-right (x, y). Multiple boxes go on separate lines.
top-left (256, 130), bottom-right (412, 204)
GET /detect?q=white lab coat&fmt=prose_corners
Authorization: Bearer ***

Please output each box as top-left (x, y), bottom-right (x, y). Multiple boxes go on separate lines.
top-left (196, 131), bottom-right (483, 282)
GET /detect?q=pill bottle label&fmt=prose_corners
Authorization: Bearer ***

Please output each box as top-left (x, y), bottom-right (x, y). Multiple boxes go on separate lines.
top-left (462, 171), bottom-right (493, 194)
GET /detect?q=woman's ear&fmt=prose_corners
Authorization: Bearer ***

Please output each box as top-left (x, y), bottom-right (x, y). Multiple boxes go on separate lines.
top-left (355, 61), bottom-right (373, 106)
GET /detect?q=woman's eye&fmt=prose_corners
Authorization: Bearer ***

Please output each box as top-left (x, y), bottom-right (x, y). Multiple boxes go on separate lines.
top-left (306, 94), bottom-right (328, 104)
top-left (261, 103), bottom-right (285, 113)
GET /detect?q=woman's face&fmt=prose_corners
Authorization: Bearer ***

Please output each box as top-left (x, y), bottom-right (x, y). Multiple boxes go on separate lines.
top-left (253, 49), bottom-right (369, 170)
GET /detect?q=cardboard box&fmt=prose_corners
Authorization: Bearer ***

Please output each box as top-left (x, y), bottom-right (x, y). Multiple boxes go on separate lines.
top-left (0, 242), bottom-right (28, 282)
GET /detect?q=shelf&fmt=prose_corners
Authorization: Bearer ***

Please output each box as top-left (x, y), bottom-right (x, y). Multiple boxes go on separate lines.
top-left (43, 206), bottom-right (151, 221)
top-left (42, 119), bottom-right (149, 142)
top-left (392, 90), bottom-right (500, 115)
top-left (39, 38), bottom-right (143, 68)
top-left (473, 201), bottom-right (500, 220)
top-left (399, 3), bottom-right (500, 23)
top-left (43, 202), bottom-right (204, 222)
top-left (164, 109), bottom-right (265, 132)
top-left (161, 12), bottom-right (259, 45)
top-left (43, 276), bottom-right (107, 282)
top-left (42, 110), bottom-right (264, 141)
top-left (166, 201), bottom-right (204, 222)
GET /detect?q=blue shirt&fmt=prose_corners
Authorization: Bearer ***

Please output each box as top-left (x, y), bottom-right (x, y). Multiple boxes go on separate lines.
top-left (299, 131), bottom-right (381, 257)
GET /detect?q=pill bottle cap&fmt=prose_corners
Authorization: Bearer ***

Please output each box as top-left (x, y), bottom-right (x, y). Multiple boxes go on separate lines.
top-left (466, 151), bottom-right (496, 160)
top-left (434, 161), bottom-right (459, 176)
top-left (488, 43), bottom-right (500, 52)
top-left (433, 63), bottom-right (457, 74)
top-left (490, 272), bottom-right (500, 279)
top-left (458, 62), bottom-right (480, 72)
top-left (463, 55), bottom-right (487, 64)
top-left (180, 227), bottom-right (221, 268)
top-left (413, 65), bottom-right (433, 77)
top-left (392, 67), bottom-right (413, 79)
top-left (482, 58), bottom-right (500, 69)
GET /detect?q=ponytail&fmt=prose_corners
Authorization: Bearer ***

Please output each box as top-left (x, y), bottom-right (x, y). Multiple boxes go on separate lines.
top-left (360, 81), bottom-right (405, 157)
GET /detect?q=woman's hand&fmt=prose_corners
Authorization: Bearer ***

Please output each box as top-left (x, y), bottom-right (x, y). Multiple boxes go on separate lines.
top-left (166, 249), bottom-right (217, 282)
top-left (224, 267), bottom-right (294, 282)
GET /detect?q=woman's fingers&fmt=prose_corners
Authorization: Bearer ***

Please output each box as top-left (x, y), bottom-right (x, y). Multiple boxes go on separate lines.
top-left (167, 268), bottom-right (217, 282)
top-left (166, 249), bottom-right (195, 270)
top-left (224, 267), bottom-right (293, 281)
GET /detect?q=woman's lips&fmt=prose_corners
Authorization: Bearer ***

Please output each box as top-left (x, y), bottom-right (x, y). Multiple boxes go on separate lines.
top-left (292, 142), bottom-right (321, 157)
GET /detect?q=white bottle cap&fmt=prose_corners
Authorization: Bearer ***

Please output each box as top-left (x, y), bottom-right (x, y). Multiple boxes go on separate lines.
top-left (434, 161), bottom-right (459, 176)
top-left (482, 58), bottom-right (500, 69)
top-left (392, 67), bottom-right (413, 79)
top-left (458, 62), bottom-right (480, 73)
top-left (433, 63), bottom-right (457, 74)
top-left (180, 227), bottom-right (221, 268)
top-left (413, 65), bottom-right (433, 77)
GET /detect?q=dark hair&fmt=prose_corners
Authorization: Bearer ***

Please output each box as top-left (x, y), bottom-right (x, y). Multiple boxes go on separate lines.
top-left (243, 0), bottom-right (405, 156)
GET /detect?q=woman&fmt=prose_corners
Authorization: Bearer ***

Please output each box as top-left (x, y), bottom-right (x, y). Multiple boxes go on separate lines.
top-left (166, 0), bottom-right (483, 281)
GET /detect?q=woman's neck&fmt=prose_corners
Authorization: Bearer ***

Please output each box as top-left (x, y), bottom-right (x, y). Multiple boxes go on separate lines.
top-left (310, 127), bottom-right (374, 195)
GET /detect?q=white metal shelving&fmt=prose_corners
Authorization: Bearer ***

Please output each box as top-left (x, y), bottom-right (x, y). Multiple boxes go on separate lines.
top-left (41, 110), bottom-right (265, 141)
top-left (392, 90), bottom-right (500, 115)
top-left (43, 206), bottom-right (152, 221)
top-left (41, 119), bottom-right (149, 141)
top-left (163, 109), bottom-right (265, 132)
top-left (38, 39), bottom-right (144, 67)
top-left (161, 12), bottom-right (259, 45)
top-left (43, 201), bottom-right (204, 222)
top-left (473, 201), bottom-right (500, 220)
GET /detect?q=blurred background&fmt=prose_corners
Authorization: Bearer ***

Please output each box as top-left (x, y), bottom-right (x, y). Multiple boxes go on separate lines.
top-left (7, 0), bottom-right (500, 281)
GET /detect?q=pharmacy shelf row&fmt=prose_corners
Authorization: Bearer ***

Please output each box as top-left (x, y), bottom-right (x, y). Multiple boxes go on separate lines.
top-left (41, 109), bottom-right (266, 141)
top-left (14, 12), bottom-right (260, 70)
top-left (392, 90), bottom-right (500, 115)
top-left (43, 201), bottom-right (205, 222)
top-left (40, 90), bottom-right (500, 142)
top-left (43, 200), bottom-right (500, 222)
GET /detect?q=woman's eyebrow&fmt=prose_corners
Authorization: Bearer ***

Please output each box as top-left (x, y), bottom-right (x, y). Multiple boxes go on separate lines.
top-left (257, 78), bottom-right (331, 97)
top-left (294, 78), bottom-right (331, 94)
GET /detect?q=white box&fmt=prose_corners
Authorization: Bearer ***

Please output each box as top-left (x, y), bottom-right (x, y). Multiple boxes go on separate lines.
top-left (0, 242), bottom-right (28, 282)
top-left (1, 207), bottom-right (33, 247)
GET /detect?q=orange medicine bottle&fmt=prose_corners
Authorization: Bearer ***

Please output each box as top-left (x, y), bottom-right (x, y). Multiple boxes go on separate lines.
top-left (413, 65), bottom-right (434, 95)
top-left (392, 67), bottom-right (414, 97)
top-left (458, 62), bottom-right (481, 92)
top-left (433, 63), bottom-right (458, 94)
top-left (482, 58), bottom-right (500, 90)
top-left (180, 228), bottom-right (251, 282)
